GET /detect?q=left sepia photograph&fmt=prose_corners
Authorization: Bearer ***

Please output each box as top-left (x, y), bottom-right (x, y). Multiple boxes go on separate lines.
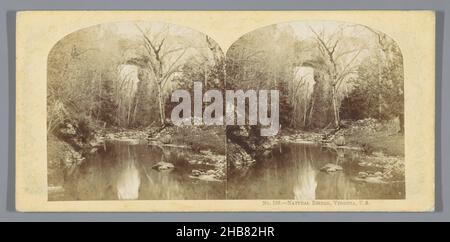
top-left (47, 21), bottom-right (227, 201)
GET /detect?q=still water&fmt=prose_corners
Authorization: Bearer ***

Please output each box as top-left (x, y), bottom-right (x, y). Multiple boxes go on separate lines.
top-left (50, 141), bottom-right (225, 200)
top-left (228, 143), bottom-right (405, 200)
top-left (50, 142), bottom-right (404, 201)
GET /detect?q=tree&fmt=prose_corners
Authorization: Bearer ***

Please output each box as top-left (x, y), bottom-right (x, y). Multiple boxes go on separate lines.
top-left (134, 24), bottom-right (190, 125)
top-left (93, 73), bottom-right (117, 125)
top-left (226, 25), bottom-right (297, 128)
top-left (47, 24), bottom-right (123, 132)
top-left (309, 25), bottom-right (366, 128)
top-left (339, 26), bottom-right (404, 133)
top-left (288, 70), bottom-right (313, 128)
top-left (363, 26), bottom-right (404, 133)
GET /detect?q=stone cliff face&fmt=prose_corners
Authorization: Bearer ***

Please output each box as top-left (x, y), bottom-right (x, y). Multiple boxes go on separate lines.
top-left (299, 52), bottom-right (336, 130)
top-left (307, 67), bottom-right (335, 129)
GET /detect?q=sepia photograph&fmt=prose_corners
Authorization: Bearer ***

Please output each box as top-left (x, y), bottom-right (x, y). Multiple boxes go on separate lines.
top-left (14, 11), bottom-right (435, 211)
top-left (47, 21), bottom-right (227, 200)
top-left (47, 20), bottom-right (405, 201)
top-left (226, 21), bottom-right (405, 200)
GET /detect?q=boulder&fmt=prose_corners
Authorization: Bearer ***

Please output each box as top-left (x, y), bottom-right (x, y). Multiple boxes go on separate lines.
top-left (89, 139), bottom-right (104, 148)
top-left (60, 123), bottom-right (77, 136)
top-left (188, 159), bottom-right (201, 165)
top-left (262, 150), bottom-right (272, 157)
top-left (160, 134), bottom-right (172, 144)
top-left (262, 142), bottom-right (273, 150)
top-left (63, 149), bottom-right (85, 165)
top-left (364, 176), bottom-right (386, 184)
top-left (320, 163), bottom-right (343, 173)
top-left (233, 126), bottom-right (249, 137)
top-left (195, 174), bottom-right (220, 182)
top-left (200, 150), bottom-right (213, 156)
top-left (152, 161), bottom-right (174, 171)
top-left (358, 171), bottom-right (369, 178)
top-left (192, 169), bottom-right (202, 176)
top-left (334, 135), bottom-right (346, 146)
top-left (106, 133), bottom-right (115, 139)
top-left (89, 147), bottom-right (98, 154)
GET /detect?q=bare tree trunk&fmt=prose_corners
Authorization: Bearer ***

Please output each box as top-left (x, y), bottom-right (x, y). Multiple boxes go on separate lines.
top-left (132, 96), bottom-right (139, 125)
top-left (303, 85), bottom-right (309, 127)
top-left (332, 86), bottom-right (340, 128)
top-left (308, 97), bottom-right (315, 127)
top-left (96, 72), bottom-right (102, 122)
top-left (116, 98), bottom-right (122, 126)
top-left (127, 101), bottom-right (132, 127)
top-left (157, 84), bottom-right (165, 125)
top-left (126, 82), bottom-right (135, 127)
top-left (290, 96), bottom-right (297, 127)
top-left (204, 66), bottom-right (208, 88)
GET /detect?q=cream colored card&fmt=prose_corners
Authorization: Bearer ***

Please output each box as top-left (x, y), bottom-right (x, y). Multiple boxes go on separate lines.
top-left (16, 11), bottom-right (435, 212)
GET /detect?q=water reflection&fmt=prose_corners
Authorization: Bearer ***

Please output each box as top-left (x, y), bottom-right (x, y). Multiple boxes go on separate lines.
top-left (116, 157), bottom-right (141, 200)
top-left (229, 143), bottom-right (405, 200)
top-left (293, 152), bottom-right (317, 200)
top-left (50, 141), bottom-right (225, 200)
top-left (49, 141), bottom-right (404, 201)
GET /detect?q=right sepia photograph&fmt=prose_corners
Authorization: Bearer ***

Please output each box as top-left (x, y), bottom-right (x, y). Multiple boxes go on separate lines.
top-left (226, 21), bottom-right (405, 200)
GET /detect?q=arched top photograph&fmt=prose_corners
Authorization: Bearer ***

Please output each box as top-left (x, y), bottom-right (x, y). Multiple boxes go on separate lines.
top-left (46, 21), bottom-right (227, 201)
top-left (225, 21), bottom-right (406, 200)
